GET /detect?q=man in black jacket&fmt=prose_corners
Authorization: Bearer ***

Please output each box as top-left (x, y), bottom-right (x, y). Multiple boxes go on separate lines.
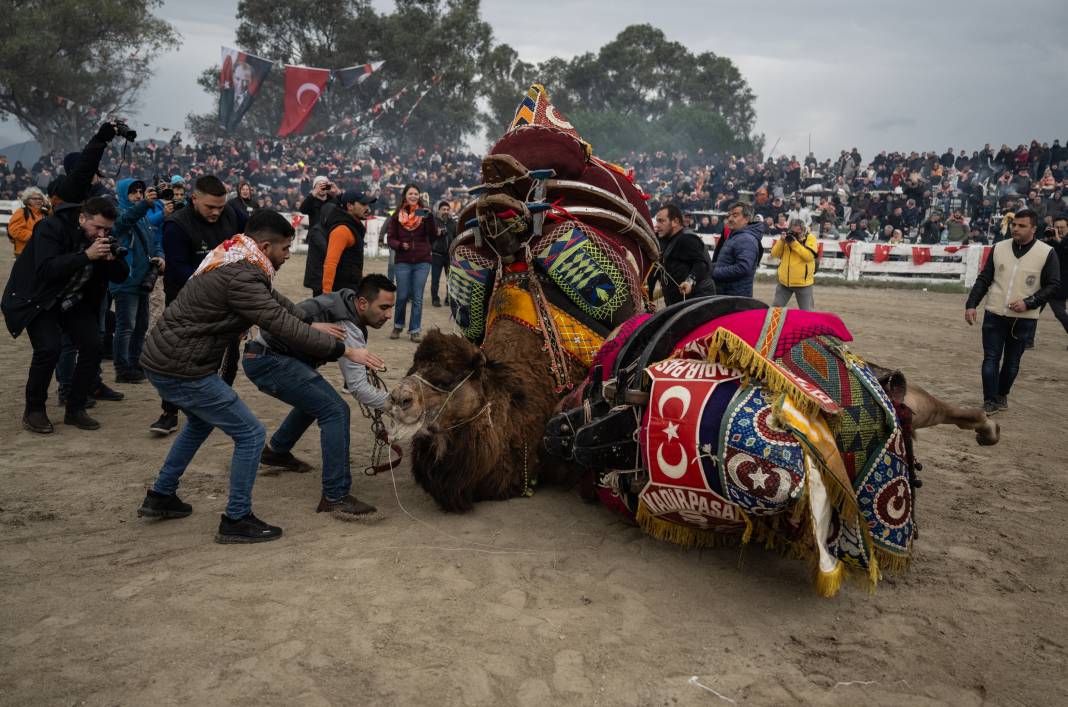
top-left (430, 200), bottom-right (456, 307)
top-left (152, 174), bottom-right (240, 435)
top-left (2, 197), bottom-right (130, 433)
top-left (647, 203), bottom-right (715, 305)
top-left (1046, 215), bottom-right (1068, 343)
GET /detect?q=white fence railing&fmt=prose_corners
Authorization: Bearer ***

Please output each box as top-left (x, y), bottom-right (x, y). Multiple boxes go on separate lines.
top-left (0, 199), bottom-right (19, 232)
top-left (700, 235), bottom-right (989, 288)
top-left (283, 212), bottom-right (389, 258)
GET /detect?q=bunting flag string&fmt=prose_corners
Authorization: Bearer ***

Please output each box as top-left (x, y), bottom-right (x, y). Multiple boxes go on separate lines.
top-left (16, 85), bottom-right (185, 134)
top-left (400, 75), bottom-right (441, 127)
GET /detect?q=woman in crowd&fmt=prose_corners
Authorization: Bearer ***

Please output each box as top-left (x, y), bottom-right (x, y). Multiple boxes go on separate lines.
top-left (7, 186), bottom-right (46, 256)
top-left (386, 183), bottom-right (434, 342)
top-left (227, 181), bottom-right (256, 230)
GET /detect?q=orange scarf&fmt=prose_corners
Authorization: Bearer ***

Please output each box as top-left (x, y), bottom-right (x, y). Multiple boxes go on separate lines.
top-left (397, 203), bottom-right (423, 231)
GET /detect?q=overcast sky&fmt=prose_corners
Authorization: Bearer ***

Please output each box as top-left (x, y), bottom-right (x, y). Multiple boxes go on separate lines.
top-left (3, 0), bottom-right (1066, 160)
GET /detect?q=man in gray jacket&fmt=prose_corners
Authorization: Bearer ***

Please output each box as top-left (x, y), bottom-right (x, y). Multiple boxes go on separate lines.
top-left (135, 210), bottom-right (384, 544)
top-left (242, 274), bottom-right (397, 521)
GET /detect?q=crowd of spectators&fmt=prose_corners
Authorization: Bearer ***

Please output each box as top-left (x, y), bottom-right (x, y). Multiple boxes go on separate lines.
top-left (3, 134), bottom-right (1066, 244)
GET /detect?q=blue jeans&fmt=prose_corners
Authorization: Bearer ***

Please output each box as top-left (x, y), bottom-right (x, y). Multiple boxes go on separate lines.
top-left (145, 370), bottom-right (266, 519)
top-left (393, 261), bottom-right (430, 333)
top-left (980, 311), bottom-right (1036, 402)
top-left (242, 354), bottom-right (352, 500)
top-left (113, 291), bottom-right (149, 374)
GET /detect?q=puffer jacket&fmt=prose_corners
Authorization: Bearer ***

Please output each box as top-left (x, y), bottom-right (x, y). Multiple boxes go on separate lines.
top-left (7, 205), bottom-right (44, 256)
top-left (712, 221), bottom-right (765, 297)
top-left (770, 231), bottom-right (818, 287)
top-left (140, 260), bottom-right (345, 379)
top-left (110, 178), bottom-right (164, 295)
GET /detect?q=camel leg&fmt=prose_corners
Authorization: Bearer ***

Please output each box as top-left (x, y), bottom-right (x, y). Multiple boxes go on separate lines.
top-left (904, 385), bottom-right (1000, 446)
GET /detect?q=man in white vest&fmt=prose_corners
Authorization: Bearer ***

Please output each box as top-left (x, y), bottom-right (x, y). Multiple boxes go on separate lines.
top-left (965, 208), bottom-right (1060, 414)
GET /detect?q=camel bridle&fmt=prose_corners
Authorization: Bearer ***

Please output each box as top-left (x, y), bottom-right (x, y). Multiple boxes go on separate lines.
top-left (409, 370), bottom-right (493, 432)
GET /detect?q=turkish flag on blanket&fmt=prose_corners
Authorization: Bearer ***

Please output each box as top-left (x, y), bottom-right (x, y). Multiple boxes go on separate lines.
top-left (278, 66), bottom-right (330, 136)
top-left (911, 246), bottom-right (932, 266)
top-left (873, 244), bottom-right (893, 263)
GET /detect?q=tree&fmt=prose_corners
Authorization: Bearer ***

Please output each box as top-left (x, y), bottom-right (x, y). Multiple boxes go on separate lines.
top-left (188, 0), bottom-right (493, 152)
top-left (0, 0), bottom-right (179, 152)
top-left (473, 24), bottom-right (759, 158)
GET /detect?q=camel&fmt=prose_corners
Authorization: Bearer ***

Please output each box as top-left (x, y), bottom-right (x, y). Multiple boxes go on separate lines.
top-left (384, 84), bottom-right (1001, 595)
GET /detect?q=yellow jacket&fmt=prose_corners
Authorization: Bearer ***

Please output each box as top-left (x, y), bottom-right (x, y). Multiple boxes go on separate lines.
top-left (770, 232), bottom-right (818, 287)
top-left (7, 205), bottom-right (43, 256)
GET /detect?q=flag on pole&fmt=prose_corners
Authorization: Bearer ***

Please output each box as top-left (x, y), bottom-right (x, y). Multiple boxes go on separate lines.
top-left (277, 65), bottom-right (331, 137)
top-left (218, 46), bottom-right (273, 132)
top-left (334, 61), bottom-right (385, 88)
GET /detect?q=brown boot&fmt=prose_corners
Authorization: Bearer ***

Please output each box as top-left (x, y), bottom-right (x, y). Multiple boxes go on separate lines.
top-left (316, 494), bottom-right (378, 521)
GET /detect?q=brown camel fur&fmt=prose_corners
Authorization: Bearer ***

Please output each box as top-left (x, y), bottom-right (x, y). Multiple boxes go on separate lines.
top-left (388, 321), bottom-right (583, 512)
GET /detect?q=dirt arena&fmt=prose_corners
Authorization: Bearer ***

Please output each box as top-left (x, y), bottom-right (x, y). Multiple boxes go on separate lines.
top-left (1, 246), bottom-right (1065, 707)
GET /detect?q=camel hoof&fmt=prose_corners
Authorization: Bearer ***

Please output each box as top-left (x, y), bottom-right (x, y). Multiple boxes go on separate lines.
top-left (976, 421), bottom-right (1001, 446)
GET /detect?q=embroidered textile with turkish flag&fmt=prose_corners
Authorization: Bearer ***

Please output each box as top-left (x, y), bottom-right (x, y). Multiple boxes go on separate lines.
top-left (911, 246), bottom-right (932, 266)
top-left (277, 66), bottom-right (331, 137)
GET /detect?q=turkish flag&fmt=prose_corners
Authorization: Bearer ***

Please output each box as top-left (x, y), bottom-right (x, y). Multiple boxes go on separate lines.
top-left (873, 244), bottom-right (893, 263)
top-left (839, 241), bottom-right (852, 259)
top-left (277, 65), bottom-right (330, 137)
top-left (911, 246), bottom-right (932, 266)
top-left (980, 246), bottom-right (993, 271)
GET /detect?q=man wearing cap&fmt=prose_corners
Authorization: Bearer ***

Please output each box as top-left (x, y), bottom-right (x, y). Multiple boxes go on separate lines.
top-left (305, 189), bottom-right (375, 296)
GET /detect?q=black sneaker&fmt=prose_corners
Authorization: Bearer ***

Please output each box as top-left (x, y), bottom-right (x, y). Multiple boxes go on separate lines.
top-left (149, 412), bottom-right (179, 435)
top-left (215, 513), bottom-right (283, 544)
top-left (137, 490), bottom-right (193, 519)
top-left (23, 410), bottom-right (54, 434)
top-left (994, 395), bottom-right (1008, 411)
top-left (92, 383), bottom-right (125, 401)
top-left (983, 399), bottom-right (999, 415)
top-left (431, 300), bottom-right (442, 307)
top-left (260, 445), bottom-right (313, 473)
top-left (64, 409), bottom-right (101, 430)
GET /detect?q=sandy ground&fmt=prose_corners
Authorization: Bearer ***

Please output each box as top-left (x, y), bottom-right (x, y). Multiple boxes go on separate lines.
top-left (1, 246), bottom-right (1066, 707)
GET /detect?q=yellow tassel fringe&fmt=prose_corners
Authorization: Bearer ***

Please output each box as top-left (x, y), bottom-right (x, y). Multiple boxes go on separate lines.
top-left (815, 560), bottom-right (845, 598)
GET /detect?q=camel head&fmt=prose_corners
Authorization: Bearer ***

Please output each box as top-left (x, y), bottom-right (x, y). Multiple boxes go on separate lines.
top-left (386, 330), bottom-right (493, 444)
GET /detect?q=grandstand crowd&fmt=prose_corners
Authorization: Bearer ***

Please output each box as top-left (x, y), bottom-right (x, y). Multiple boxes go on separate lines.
top-left (3, 135), bottom-right (1066, 243)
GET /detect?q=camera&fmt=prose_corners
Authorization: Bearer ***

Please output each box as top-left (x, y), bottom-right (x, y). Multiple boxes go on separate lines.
top-left (107, 236), bottom-right (129, 258)
top-left (140, 261), bottom-right (162, 292)
top-left (157, 187), bottom-right (174, 201)
top-left (114, 122), bottom-right (137, 141)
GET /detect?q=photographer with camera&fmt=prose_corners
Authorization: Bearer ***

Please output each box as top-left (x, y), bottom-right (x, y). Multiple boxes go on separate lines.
top-left (3, 197), bottom-right (130, 433)
top-left (299, 175), bottom-right (339, 229)
top-left (770, 218), bottom-right (819, 310)
top-left (109, 179), bottom-right (166, 384)
top-left (151, 174), bottom-right (241, 435)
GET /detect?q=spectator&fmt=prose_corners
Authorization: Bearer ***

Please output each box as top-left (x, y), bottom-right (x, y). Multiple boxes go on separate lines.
top-left (1045, 215), bottom-right (1068, 344)
top-left (110, 179), bottom-right (165, 384)
top-left (7, 186), bottom-right (47, 256)
top-left (319, 189), bottom-right (376, 295)
top-left (770, 218), bottom-right (818, 310)
top-left (712, 202), bottom-right (764, 297)
top-left (430, 200), bottom-right (455, 307)
top-left (2, 197), bottom-right (130, 433)
top-left (386, 183), bottom-right (435, 342)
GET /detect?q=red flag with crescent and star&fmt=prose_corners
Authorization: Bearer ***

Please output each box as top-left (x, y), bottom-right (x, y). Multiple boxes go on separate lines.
top-left (277, 65), bottom-right (331, 137)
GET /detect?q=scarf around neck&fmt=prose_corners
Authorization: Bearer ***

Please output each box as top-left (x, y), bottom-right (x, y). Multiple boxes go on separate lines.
top-left (191, 233), bottom-right (276, 284)
top-left (398, 203), bottom-right (423, 231)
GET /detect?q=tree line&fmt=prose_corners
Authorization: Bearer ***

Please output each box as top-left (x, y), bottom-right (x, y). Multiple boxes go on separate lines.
top-left (0, 0), bottom-right (760, 158)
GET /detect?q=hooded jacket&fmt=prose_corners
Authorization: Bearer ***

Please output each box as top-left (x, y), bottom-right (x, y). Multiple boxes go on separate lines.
top-left (7, 204), bottom-right (43, 256)
top-left (2, 203), bottom-right (129, 337)
top-left (110, 178), bottom-right (164, 295)
top-left (712, 221), bottom-right (765, 297)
